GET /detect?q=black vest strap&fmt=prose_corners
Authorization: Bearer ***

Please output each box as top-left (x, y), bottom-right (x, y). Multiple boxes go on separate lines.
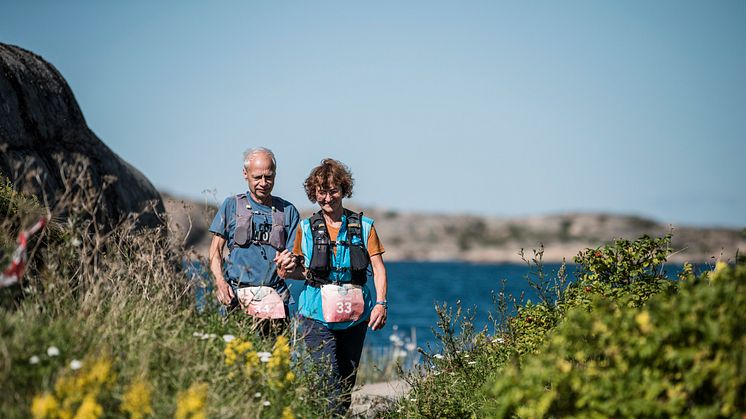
top-left (306, 209), bottom-right (370, 284)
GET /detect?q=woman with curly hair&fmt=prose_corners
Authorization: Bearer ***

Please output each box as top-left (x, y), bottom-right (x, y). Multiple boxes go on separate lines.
top-left (276, 158), bottom-right (388, 414)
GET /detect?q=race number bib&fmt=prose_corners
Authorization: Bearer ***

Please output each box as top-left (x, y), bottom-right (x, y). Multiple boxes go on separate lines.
top-left (236, 286), bottom-right (286, 320)
top-left (320, 283), bottom-right (365, 323)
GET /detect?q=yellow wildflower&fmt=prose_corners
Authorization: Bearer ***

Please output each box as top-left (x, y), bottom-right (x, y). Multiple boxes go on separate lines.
top-left (635, 310), bottom-right (653, 334)
top-left (714, 261), bottom-right (728, 274)
top-left (267, 336), bottom-right (290, 372)
top-left (55, 356), bottom-right (114, 402)
top-left (281, 406), bottom-right (295, 419)
top-left (711, 261), bottom-right (729, 282)
top-left (85, 358), bottom-right (113, 387)
top-left (175, 382), bottom-right (208, 419)
top-left (121, 378), bottom-right (153, 419)
top-left (244, 350), bottom-right (260, 376)
top-left (73, 393), bottom-right (102, 419)
top-left (285, 371), bottom-right (295, 383)
top-left (31, 393), bottom-right (59, 419)
top-left (224, 338), bottom-right (254, 367)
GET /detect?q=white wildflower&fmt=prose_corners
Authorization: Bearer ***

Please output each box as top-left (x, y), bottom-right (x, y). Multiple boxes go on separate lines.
top-left (405, 343), bottom-right (416, 352)
top-left (410, 398), bottom-right (416, 402)
top-left (70, 359), bottom-right (83, 370)
top-left (433, 354), bottom-right (444, 359)
top-left (254, 392), bottom-right (261, 398)
top-left (29, 355), bottom-right (40, 365)
top-left (468, 361), bottom-right (477, 365)
top-left (395, 349), bottom-right (407, 358)
top-left (258, 351), bottom-right (272, 363)
top-left (433, 371), bottom-right (441, 376)
top-left (71, 238), bottom-right (82, 247)
top-left (47, 346), bottom-right (60, 357)
top-left (492, 337), bottom-right (505, 344)
top-left (263, 401), bottom-right (271, 406)
top-left (193, 332), bottom-right (204, 338)
top-left (222, 334), bottom-right (235, 343)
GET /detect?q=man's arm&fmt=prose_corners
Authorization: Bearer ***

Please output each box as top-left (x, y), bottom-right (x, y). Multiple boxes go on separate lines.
top-left (209, 234), bottom-right (234, 305)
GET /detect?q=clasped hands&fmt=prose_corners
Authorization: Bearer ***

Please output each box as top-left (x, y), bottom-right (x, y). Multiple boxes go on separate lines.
top-left (274, 250), bottom-right (300, 279)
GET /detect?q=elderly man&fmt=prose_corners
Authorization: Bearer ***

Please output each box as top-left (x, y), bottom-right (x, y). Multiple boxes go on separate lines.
top-left (208, 147), bottom-right (300, 330)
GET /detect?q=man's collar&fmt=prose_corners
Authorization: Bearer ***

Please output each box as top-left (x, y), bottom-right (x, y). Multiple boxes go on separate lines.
top-left (246, 192), bottom-right (274, 209)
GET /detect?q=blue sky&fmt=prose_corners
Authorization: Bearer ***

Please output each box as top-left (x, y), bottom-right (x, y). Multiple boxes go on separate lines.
top-left (2, 1), bottom-right (745, 227)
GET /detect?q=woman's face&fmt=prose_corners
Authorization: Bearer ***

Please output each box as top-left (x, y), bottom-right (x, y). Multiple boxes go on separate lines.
top-left (316, 183), bottom-right (343, 215)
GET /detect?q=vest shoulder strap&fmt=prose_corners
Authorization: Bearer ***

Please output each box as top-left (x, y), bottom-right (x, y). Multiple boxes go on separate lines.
top-left (235, 194), bottom-right (252, 218)
top-left (309, 211), bottom-right (326, 232)
top-left (270, 196), bottom-right (285, 226)
top-left (343, 209), bottom-right (363, 238)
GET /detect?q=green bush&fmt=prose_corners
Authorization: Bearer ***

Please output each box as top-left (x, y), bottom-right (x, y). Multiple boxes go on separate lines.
top-left (484, 264), bottom-right (746, 418)
top-left (394, 235), bottom-right (681, 418)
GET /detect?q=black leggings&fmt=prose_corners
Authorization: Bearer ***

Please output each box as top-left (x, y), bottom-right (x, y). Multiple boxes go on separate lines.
top-left (302, 317), bottom-right (368, 415)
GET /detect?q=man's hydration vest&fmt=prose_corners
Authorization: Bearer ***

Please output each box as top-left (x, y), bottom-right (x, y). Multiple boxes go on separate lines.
top-left (231, 194), bottom-right (286, 251)
top-left (306, 209), bottom-right (371, 286)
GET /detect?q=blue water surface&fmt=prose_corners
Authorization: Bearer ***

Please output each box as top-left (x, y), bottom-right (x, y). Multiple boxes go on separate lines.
top-left (189, 261), bottom-right (696, 349)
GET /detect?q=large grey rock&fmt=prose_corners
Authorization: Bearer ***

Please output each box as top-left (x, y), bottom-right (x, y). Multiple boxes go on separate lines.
top-left (0, 43), bottom-right (164, 229)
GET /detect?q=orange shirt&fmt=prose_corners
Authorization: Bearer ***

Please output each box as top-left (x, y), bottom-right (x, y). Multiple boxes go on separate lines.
top-left (292, 222), bottom-right (385, 257)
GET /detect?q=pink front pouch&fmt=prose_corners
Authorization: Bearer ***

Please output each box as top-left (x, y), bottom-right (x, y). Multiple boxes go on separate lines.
top-left (320, 284), bottom-right (365, 323)
top-left (236, 286), bottom-right (286, 319)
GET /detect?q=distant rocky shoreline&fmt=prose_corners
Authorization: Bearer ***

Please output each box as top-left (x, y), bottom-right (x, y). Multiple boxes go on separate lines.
top-left (163, 194), bottom-right (744, 264)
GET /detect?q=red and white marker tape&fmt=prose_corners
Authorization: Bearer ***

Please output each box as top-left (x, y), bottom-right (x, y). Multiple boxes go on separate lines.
top-left (1, 217), bottom-right (47, 288)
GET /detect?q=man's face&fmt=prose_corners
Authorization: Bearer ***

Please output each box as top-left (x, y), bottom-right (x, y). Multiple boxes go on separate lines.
top-left (243, 153), bottom-right (275, 203)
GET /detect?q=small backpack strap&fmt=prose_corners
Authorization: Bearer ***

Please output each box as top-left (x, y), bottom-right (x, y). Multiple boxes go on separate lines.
top-left (344, 209), bottom-right (363, 239)
top-left (233, 194), bottom-right (253, 248)
top-left (345, 209), bottom-right (369, 285)
top-left (307, 211), bottom-right (332, 283)
top-left (268, 197), bottom-right (287, 251)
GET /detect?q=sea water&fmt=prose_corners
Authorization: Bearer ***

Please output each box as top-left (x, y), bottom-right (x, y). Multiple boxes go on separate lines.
top-left (190, 261), bottom-right (696, 349)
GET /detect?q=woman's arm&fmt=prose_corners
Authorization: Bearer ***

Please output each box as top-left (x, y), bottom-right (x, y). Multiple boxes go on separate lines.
top-left (368, 253), bottom-right (388, 330)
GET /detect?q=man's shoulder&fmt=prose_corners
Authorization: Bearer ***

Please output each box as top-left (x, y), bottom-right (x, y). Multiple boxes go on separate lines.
top-left (220, 195), bottom-right (239, 211)
top-left (272, 196), bottom-right (299, 214)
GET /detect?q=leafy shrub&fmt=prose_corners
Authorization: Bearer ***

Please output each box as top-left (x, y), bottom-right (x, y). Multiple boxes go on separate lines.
top-left (394, 234), bottom-right (681, 418)
top-left (396, 302), bottom-right (488, 418)
top-left (484, 263), bottom-right (746, 418)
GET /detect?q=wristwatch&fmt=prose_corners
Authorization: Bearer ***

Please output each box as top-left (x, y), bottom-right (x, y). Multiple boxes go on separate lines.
top-left (375, 300), bottom-right (388, 308)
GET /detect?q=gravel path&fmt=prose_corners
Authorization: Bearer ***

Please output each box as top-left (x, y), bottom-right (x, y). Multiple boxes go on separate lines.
top-left (350, 379), bottom-right (410, 418)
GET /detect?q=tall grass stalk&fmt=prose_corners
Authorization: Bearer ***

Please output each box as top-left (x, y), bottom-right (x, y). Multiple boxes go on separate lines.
top-left (0, 169), bottom-right (340, 418)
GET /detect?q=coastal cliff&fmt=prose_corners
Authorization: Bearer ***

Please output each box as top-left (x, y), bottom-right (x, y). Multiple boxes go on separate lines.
top-left (0, 43), bottom-right (164, 229)
top-left (164, 196), bottom-right (744, 263)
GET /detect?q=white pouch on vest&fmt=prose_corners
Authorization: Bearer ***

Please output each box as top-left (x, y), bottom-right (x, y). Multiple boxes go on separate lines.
top-left (320, 283), bottom-right (365, 323)
top-left (236, 286), bottom-right (286, 320)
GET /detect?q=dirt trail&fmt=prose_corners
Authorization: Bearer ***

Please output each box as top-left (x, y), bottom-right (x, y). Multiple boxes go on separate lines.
top-left (351, 379), bottom-right (410, 418)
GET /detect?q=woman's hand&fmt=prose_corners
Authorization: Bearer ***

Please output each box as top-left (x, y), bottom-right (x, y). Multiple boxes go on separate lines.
top-left (368, 304), bottom-right (387, 331)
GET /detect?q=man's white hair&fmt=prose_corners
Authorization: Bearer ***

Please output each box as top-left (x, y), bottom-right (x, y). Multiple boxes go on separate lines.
top-left (243, 147), bottom-right (276, 169)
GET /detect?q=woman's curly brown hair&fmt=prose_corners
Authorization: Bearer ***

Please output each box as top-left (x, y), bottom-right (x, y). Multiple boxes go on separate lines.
top-left (303, 158), bottom-right (355, 203)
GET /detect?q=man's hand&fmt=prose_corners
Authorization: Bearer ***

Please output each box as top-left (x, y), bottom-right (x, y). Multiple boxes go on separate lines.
top-left (368, 304), bottom-right (387, 331)
top-left (274, 249), bottom-right (297, 278)
top-left (216, 278), bottom-right (235, 306)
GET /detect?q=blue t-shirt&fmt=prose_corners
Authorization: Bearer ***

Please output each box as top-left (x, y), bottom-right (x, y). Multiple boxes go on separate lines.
top-left (209, 193), bottom-right (299, 293)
